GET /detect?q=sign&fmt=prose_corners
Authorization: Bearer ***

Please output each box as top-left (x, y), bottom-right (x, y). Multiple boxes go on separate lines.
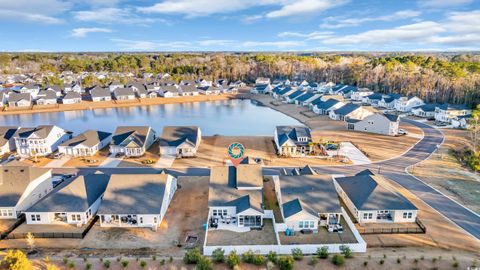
top-left (227, 142), bottom-right (245, 167)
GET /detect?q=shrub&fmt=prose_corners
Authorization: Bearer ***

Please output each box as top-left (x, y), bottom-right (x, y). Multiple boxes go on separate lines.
top-left (277, 256), bottom-right (295, 270)
top-left (82, 256), bottom-right (88, 262)
top-left (169, 256), bottom-right (173, 263)
top-left (331, 254), bottom-right (345, 266)
top-left (116, 257), bottom-right (121, 262)
top-left (452, 261), bottom-right (459, 268)
top-left (121, 260), bottom-right (129, 268)
top-left (363, 261), bottom-right (368, 267)
top-left (139, 260), bottom-right (147, 268)
top-left (308, 257), bottom-right (318, 266)
top-left (340, 245), bottom-right (353, 258)
top-left (103, 260), bottom-right (111, 268)
top-left (63, 257), bottom-right (69, 265)
top-left (2, 250), bottom-right (33, 270)
top-left (267, 251), bottom-right (277, 263)
top-left (413, 258), bottom-right (419, 264)
top-left (397, 257), bottom-right (402, 264)
top-left (432, 257), bottom-right (437, 263)
top-left (85, 262), bottom-right (92, 270)
top-left (184, 248), bottom-right (202, 264)
top-left (196, 257), bottom-right (213, 270)
top-left (379, 259), bottom-right (385, 265)
top-left (212, 248), bottom-right (225, 263)
top-left (252, 255), bottom-right (265, 266)
top-left (317, 246), bottom-right (329, 259)
top-left (291, 248), bottom-right (303, 261)
top-left (226, 251), bottom-right (240, 269)
top-left (67, 261), bottom-right (75, 268)
top-left (420, 256), bottom-right (425, 260)
top-left (160, 259), bottom-right (165, 265)
top-left (152, 255), bottom-right (156, 261)
top-left (267, 261), bottom-right (275, 270)
top-left (242, 250), bottom-right (255, 263)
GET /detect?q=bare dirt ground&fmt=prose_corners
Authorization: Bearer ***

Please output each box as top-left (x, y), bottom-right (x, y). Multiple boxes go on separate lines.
top-left (0, 220), bottom-right (16, 234)
top-left (21, 156), bottom-right (53, 167)
top-left (118, 141), bottom-right (161, 168)
top-left (63, 148), bottom-right (110, 167)
top-left (409, 128), bottom-right (480, 215)
top-left (206, 220), bottom-right (277, 246)
top-left (0, 176), bottom-right (209, 257)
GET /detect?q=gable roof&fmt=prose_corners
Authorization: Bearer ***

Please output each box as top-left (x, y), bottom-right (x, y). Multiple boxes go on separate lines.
top-left (335, 172), bottom-right (417, 211)
top-left (15, 125), bottom-right (59, 139)
top-left (98, 173), bottom-right (172, 215)
top-left (276, 126), bottom-right (312, 146)
top-left (64, 92), bottom-right (81, 99)
top-left (114, 87), bottom-right (135, 96)
top-left (0, 126), bottom-right (19, 146)
top-left (180, 85), bottom-right (198, 93)
top-left (8, 92), bottom-right (32, 102)
top-left (159, 126), bottom-right (199, 148)
top-left (90, 87), bottom-right (111, 98)
top-left (295, 92), bottom-right (316, 102)
top-left (413, 103), bottom-right (438, 112)
top-left (383, 113), bottom-right (399, 122)
top-left (333, 103), bottom-right (360, 116)
top-left (27, 173), bottom-right (110, 212)
top-left (287, 90), bottom-right (305, 99)
top-left (0, 163), bottom-right (51, 207)
top-left (316, 98), bottom-right (340, 110)
top-left (60, 130), bottom-right (111, 148)
top-left (111, 126), bottom-right (152, 148)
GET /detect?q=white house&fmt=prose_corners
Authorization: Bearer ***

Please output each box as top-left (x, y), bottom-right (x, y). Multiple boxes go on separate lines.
top-left (113, 87), bottom-right (136, 101)
top-left (333, 170), bottom-right (418, 224)
top-left (0, 126), bottom-right (19, 155)
top-left (159, 126), bottom-right (201, 158)
top-left (394, 96), bottom-right (424, 112)
top-left (274, 126), bottom-right (313, 157)
top-left (284, 90), bottom-right (306, 104)
top-left (255, 77), bottom-right (271, 85)
top-left (411, 103), bottom-right (437, 119)
top-left (351, 88), bottom-right (374, 101)
top-left (90, 87), bottom-right (112, 102)
top-left (434, 104), bottom-right (472, 125)
top-left (208, 165), bottom-right (264, 230)
top-left (312, 98), bottom-right (345, 115)
top-left (378, 94), bottom-right (401, 109)
top-left (36, 90), bottom-right (58, 105)
top-left (25, 173), bottom-right (110, 225)
top-left (108, 81), bottom-right (123, 92)
top-left (198, 86), bottom-right (222, 95)
top-left (329, 103), bottom-right (374, 121)
top-left (159, 85), bottom-right (180, 97)
top-left (18, 84), bottom-right (40, 99)
top-left (347, 113), bottom-right (400, 136)
top-left (98, 173), bottom-right (177, 229)
top-left (109, 126), bottom-right (157, 157)
top-left (14, 125), bottom-right (72, 158)
top-left (0, 162), bottom-right (53, 219)
top-left (62, 92), bottom-right (82, 104)
top-left (179, 85), bottom-right (200, 96)
top-left (59, 130), bottom-right (112, 157)
top-left (251, 84), bottom-right (272, 94)
top-left (8, 92), bottom-right (32, 107)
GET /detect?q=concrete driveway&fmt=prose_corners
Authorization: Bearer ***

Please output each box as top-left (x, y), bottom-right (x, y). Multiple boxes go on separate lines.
top-left (99, 154), bottom-right (123, 168)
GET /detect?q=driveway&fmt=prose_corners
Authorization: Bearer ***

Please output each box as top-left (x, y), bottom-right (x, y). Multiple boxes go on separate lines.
top-left (99, 154), bottom-right (123, 168)
top-left (337, 142), bottom-right (371, 165)
top-left (154, 154), bottom-right (176, 168)
top-left (45, 156), bottom-right (71, 168)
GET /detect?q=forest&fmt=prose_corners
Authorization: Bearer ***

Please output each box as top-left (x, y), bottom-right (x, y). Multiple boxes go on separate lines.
top-left (1, 52), bottom-right (479, 105)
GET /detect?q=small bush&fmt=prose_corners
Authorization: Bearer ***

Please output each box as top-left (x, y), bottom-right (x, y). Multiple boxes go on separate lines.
top-left (183, 248), bottom-right (202, 264)
top-left (169, 256), bottom-right (173, 263)
top-left (196, 256), bottom-right (213, 270)
top-left (432, 257), bottom-right (437, 263)
top-left (363, 261), bottom-right (368, 267)
top-left (242, 250), bottom-right (255, 263)
top-left (116, 257), bottom-right (121, 262)
top-left (452, 261), bottom-right (459, 268)
top-left (121, 260), bottom-right (129, 268)
top-left (67, 261), bottom-right (75, 269)
top-left (413, 258), bottom-right (419, 264)
top-left (152, 255), bottom-right (156, 261)
top-left (308, 257), bottom-right (318, 266)
top-left (277, 256), bottom-right (295, 270)
top-left (331, 254), bottom-right (345, 266)
top-left (63, 257), bottom-right (69, 265)
top-left (252, 254), bottom-right (265, 265)
top-left (291, 248), bottom-right (303, 261)
top-left (212, 248), bottom-right (225, 263)
top-left (226, 251), bottom-right (240, 269)
top-left (397, 257), bottom-right (402, 264)
top-left (340, 245), bottom-right (353, 258)
top-left (82, 256), bottom-right (87, 263)
top-left (383, 254), bottom-right (387, 258)
top-left (139, 260), bottom-right (147, 268)
top-left (379, 259), bottom-right (385, 265)
top-left (103, 260), bottom-right (111, 268)
top-left (317, 246), bottom-right (329, 259)
top-left (420, 255), bottom-right (425, 260)
top-left (85, 262), bottom-right (92, 270)
top-left (160, 259), bottom-right (165, 265)
top-left (267, 251), bottom-right (277, 263)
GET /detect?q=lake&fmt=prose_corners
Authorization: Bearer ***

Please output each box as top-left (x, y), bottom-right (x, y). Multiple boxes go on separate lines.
top-left (0, 99), bottom-right (303, 136)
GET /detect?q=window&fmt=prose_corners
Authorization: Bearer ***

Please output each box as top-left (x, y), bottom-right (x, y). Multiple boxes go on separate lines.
top-left (72, 215), bottom-right (76, 221)
top-left (408, 213), bottom-right (412, 219)
top-left (212, 210), bottom-right (218, 216)
top-left (363, 213), bottom-right (368, 219)
top-left (368, 213), bottom-right (373, 219)
top-left (223, 210), bottom-right (228, 216)
top-left (154, 217), bottom-right (157, 223)
top-left (299, 221), bottom-right (304, 228)
top-left (31, 215), bottom-right (36, 221)
top-left (139, 217), bottom-right (143, 224)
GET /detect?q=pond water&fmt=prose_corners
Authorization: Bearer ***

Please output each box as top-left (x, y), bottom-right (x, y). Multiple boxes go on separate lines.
top-left (0, 99), bottom-right (303, 136)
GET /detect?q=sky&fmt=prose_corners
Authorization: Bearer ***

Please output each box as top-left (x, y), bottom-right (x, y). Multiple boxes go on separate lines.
top-left (0, 0), bottom-right (479, 52)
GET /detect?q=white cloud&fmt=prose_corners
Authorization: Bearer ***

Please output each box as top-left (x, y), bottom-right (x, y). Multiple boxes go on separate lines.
top-left (0, 0), bottom-right (70, 24)
top-left (111, 39), bottom-right (192, 51)
top-left (265, 0), bottom-right (346, 18)
top-left (278, 31), bottom-right (333, 40)
top-left (320, 9), bottom-right (421, 29)
top-left (71, 27), bottom-right (112, 38)
top-left (197, 40), bottom-right (235, 46)
top-left (418, 0), bottom-right (473, 8)
top-left (241, 40), bottom-right (305, 48)
top-left (73, 7), bottom-right (170, 25)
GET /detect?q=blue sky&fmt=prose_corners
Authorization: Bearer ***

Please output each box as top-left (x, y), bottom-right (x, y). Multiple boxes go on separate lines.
top-left (0, 0), bottom-right (479, 52)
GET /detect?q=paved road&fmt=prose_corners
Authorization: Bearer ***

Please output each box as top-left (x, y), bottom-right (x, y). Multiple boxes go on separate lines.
top-left (52, 118), bottom-right (480, 240)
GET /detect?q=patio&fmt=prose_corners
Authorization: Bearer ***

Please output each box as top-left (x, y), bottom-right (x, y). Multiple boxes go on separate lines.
top-left (206, 219), bottom-right (278, 246)
top-left (279, 219), bottom-right (358, 245)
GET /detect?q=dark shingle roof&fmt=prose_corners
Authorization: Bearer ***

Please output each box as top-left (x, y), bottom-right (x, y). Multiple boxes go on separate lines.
top-left (60, 130), bottom-right (111, 148)
top-left (276, 126), bottom-right (312, 146)
top-left (295, 92), bottom-right (316, 102)
top-left (159, 126), bottom-right (199, 148)
top-left (333, 103), bottom-right (360, 116)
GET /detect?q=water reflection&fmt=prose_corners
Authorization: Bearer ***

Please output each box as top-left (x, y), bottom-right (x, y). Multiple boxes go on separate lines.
top-left (0, 100), bottom-right (302, 136)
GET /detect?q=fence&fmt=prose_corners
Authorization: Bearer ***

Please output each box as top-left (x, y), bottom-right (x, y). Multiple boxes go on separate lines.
top-left (356, 218), bottom-right (426, 234)
top-left (0, 214), bottom-right (26, 240)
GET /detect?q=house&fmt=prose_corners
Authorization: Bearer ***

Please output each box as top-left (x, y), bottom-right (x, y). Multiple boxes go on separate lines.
top-left (351, 88), bottom-right (374, 101)
top-left (274, 126), bottom-right (313, 157)
top-left (336, 86), bottom-right (358, 99)
top-left (329, 84), bottom-right (348, 95)
top-left (333, 170), bottom-right (418, 224)
top-left (14, 125), bottom-right (72, 158)
top-left (108, 81), bottom-right (123, 92)
top-left (179, 85), bottom-right (199, 96)
top-left (113, 87), bottom-right (136, 101)
top-left (18, 84), bottom-right (40, 99)
top-left (8, 92), bottom-right (32, 107)
top-left (378, 94), bottom-right (401, 109)
top-left (294, 92), bottom-right (320, 106)
top-left (255, 77), bottom-right (271, 85)
top-left (25, 173), bottom-right (110, 225)
top-left (62, 92), bottom-right (82, 104)
top-left (44, 85), bottom-right (62, 97)
top-left (98, 173), bottom-right (177, 229)
top-left (159, 126), bottom-right (201, 158)
top-left (312, 98), bottom-right (345, 115)
top-left (90, 87), bottom-right (112, 102)
top-left (229, 80), bottom-right (245, 88)
top-left (59, 130), bottom-right (112, 157)
top-left (208, 165), bottom-right (264, 230)
top-left (285, 90), bottom-right (305, 104)
top-left (411, 103), bottom-right (437, 119)
top-left (159, 85), bottom-right (180, 97)
top-left (273, 87), bottom-right (295, 100)
top-left (329, 103), bottom-right (374, 121)
top-left (251, 84), bottom-right (272, 94)
top-left (198, 86), bottom-right (222, 95)
top-left (36, 90), bottom-right (58, 105)
top-left (435, 104), bottom-right (472, 125)
top-left (347, 113), bottom-right (400, 136)
top-left (394, 96), bottom-right (424, 112)
top-left (274, 174), bottom-right (345, 233)
top-left (64, 83), bottom-right (82, 93)
top-left (0, 126), bottom-right (19, 155)
top-left (126, 82), bottom-right (146, 93)
top-left (222, 86), bottom-right (238, 94)
top-left (109, 126), bottom-right (157, 157)
top-left (452, 115), bottom-right (471, 129)
top-left (197, 78), bottom-right (213, 87)
top-left (0, 162), bottom-right (53, 219)
top-left (362, 93), bottom-right (383, 107)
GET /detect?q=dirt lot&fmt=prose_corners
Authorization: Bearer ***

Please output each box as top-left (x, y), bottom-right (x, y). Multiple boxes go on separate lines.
top-left (20, 156), bottom-right (53, 167)
top-left (118, 141), bottom-right (161, 168)
top-left (409, 129), bottom-right (480, 215)
top-left (0, 176), bottom-right (209, 257)
top-left (0, 219), bottom-right (16, 234)
top-left (63, 148), bottom-right (110, 167)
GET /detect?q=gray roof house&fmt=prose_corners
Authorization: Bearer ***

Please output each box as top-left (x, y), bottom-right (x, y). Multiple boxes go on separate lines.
top-left (98, 173), bottom-right (177, 229)
top-left (312, 98), bottom-right (345, 115)
top-left (0, 162), bottom-right (53, 218)
top-left (0, 126), bottom-right (19, 155)
top-left (59, 130), bottom-right (112, 157)
top-left (208, 165), bottom-right (264, 229)
top-left (113, 87), bottom-right (136, 100)
top-left (160, 85), bottom-right (180, 97)
top-left (25, 173), bottom-right (110, 225)
top-left (347, 113), bottom-right (400, 136)
top-left (62, 92), bottom-right (82, 104)
top-left (90, 87), bottom-right (112, 102)
top-left (36, 90), bottom-right (58, 105)
top-left (8, 92), bottom-right (32, 107)
top-left (329, 103), bottom-right (374, 121)
top-left (334, 170), bottom-right (418, 223)
top-left (159, 126), bottom-right (202, 158)
top-left (109, 126), bottom-right (157, 157)
top-left (179, 85), bottom-right (199, 96)
top-left (274, 126), bottom-right (313, 157)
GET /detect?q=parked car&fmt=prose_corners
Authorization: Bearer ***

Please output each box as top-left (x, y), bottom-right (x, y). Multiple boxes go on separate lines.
top-left (7, 154), bottom-right (18, 161)
top-left (325, 144), bottom-right (339, 150)
top-left (398, 129), bottom-right (408, 135)
top-left (53, 152), bottom-right (65, 159)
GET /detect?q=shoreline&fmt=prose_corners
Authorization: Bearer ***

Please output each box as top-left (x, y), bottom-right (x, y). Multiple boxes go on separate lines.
top-left (0, 93), bottom-right (248, 116)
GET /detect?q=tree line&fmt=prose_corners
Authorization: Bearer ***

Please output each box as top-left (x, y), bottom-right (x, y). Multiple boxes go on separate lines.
top-left (1, 52), bottom-right (479, 105)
